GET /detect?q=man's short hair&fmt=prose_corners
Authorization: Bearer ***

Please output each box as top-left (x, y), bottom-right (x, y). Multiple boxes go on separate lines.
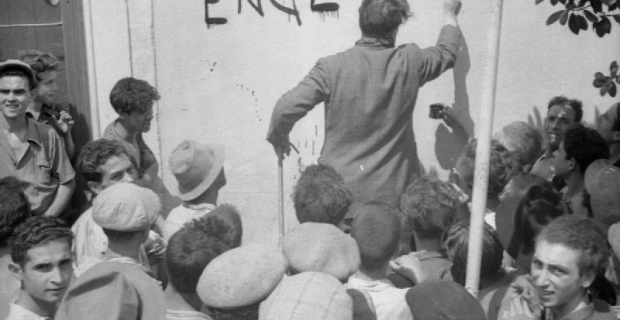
top-left (206, 303), bottom-right (260, 320)
top-left (537, 215), bottom-right (609, 276)
top-left (547, 96), bottom-right (583, 123)
top-left (9, 216), bottom-right (73, 266)
top-left (0, 177), bottom-right (32, 246)
top-left (514, 184), bottom-right (565, 255)
top-left (293, 179), bottom-right (353, 225)
top-left (0, 67), bottom-right (37, 90)
top-left (166, 214), bottom-right (238, 294)
top-left (77, 139), bottom-right (132, 184)
top-left (297, 163), bottom-right (344, 185)
top-left (359, 0), bottom-right (410, 38)
top-left (207, 204), bottom-right (243, 248)
top-left (351, 201), bottom-right (401, 271)
top-left (494, 122), bottom-right (544, 171)
top-left (563, 125), bottom-right (609, 174)
top-left (400, 176), bottom-right (461, 239)
top-left (19, 50), bottom-right (59, 78)
top-left (442, 220), bottom-right (503, 286)
top-left (109, 77), bottom-right (160, 115)
top-left (456, 139), bottom-right (520, 199)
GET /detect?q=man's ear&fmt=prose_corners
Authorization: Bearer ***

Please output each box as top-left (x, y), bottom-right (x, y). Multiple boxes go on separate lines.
top-left (568, 157), bottom-right (578, 172)
top-left (612, 130), bottom-right (620, 143)
top-left (87, 181), bottom-right (103, 194)
top-left (8, 263), bottom-right (23, 281)
top-left (581, 270), bottom-right (596, 289)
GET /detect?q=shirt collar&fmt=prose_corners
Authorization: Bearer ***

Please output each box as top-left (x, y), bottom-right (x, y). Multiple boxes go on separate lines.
top-left (8, 302), bottom-right (50, 320)
top-left (355, 37), bottom-right (395, 48)
top-left (24, 118), bottom-right (42, 148)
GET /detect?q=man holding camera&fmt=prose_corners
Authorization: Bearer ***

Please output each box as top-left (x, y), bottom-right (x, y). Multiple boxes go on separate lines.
top-left (267, 0), bottom-right (463, 217)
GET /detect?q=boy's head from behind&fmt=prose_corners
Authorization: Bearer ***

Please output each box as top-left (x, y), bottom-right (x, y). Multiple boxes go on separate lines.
top-left (0, 177), bottom-right (31, 247)
top-left (293, 178), bottom-right (353, 226)
top-left (351, 201), bottom-right (402, 272)
top-left (400, 176), bottom-right (461, 240)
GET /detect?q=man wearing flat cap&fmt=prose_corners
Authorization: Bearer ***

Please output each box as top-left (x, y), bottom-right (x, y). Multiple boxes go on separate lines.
top-left (0, 59), bottom-right (75, 217)
top-left (55, 182), bottom-right (165, 320)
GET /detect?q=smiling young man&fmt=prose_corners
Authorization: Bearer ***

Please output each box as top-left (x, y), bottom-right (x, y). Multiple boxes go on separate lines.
top-left (7, 216), bottom-right (73, 320)
top-left (0, 59), bottom-right (75, 217)
top-left (530, 215), bottom-right (614, 320)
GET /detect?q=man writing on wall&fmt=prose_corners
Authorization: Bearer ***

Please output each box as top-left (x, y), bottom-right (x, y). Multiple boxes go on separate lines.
top-left (267, 0), bottom-right (462, 220)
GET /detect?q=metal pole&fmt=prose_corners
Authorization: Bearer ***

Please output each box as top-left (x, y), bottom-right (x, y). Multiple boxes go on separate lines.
top-left (277, 154), bottom-right (285, 246)
top-left (465, 0), bottom-right (504, 297)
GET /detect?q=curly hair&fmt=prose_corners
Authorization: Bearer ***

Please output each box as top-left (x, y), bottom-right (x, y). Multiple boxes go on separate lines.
top-left (9, 216), bottom-right (73, 266)
top-left (293, 179), bottom-right (353, 225)
top-left (537, 215), bottom-right (609, 276)
top-left (0, 177), bottom-right (32, 246)
top-left (455, 139), bottom-right (520, 199)
top-left (514, 184), bottom-right (565, 255)
top-left (77, 139), bottom-right (132, 184)
top-left (548, 96), bottom-right (583, 123)
top-left (494, 122), bottom-right (543, 171)
top-left (207, 204), bottom-right (243, 248)
top-left (563, 125), bottom-right (609, 174)
top-left (297, 163), bottom-right (344, 185)
top-left (109, 77), bottom-right (160, 115)
top-left (400, 176), bottom-right (461, 239)
top-left (359, 0), bottom-right (411, 38)
top-left (166, 213), bottom-right (238, 294)
top-left (442, 220), bottom-right (503, 286)
top-left (18, 50), bottom-right (59, 79)
top-left (351, 201), bottom-right (402, 271)
top-left (206, 302), bottom-right (260, 320)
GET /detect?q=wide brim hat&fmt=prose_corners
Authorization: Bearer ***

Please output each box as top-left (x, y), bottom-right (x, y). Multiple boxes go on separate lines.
top-left (169, 139), bottom-right (225, 201)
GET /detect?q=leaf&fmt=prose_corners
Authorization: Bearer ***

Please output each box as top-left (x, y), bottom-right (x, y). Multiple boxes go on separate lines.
top-left (610, 82), bottom-right (617, 97)
top-left (604, 0), bottom-right (617, 6)
top-left (614, 15), bottom-right (620, 25)
top-left (595, 72), bottom-right (606, 80)
top-left (578, 14), bottom-right (588, 30)
top-left (591, 0), bottom-right (603, 12)
top-left (566, 0), bottom-right (577, 9)
top-left (536, 0), bottom-right (545, 4)
top-left (551, 0), bottom-right (559, 5)
top-left (560, 10), bottom-right (570, 25)
top-left (611, 61), bottom-right (619, 77)
top-left (569, 14), bottom-right (581, 33)
top-left (578, 0), bottom-right (588, 6)
top-left (584, 10), bottom-right (598, 23)
top-left (601, 16), bottom-right (612, 34)
top-left (602, 82), bottom-right (611, 96)
top-left (547, 10), bottom-right (565, 24)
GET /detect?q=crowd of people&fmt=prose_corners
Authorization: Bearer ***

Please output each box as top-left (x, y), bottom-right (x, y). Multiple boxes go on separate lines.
top-left (1, 0), bottom-right (620, 319)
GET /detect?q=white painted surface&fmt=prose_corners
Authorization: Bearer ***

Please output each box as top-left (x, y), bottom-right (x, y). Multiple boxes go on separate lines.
top-left (84, 0), bottom-right (620, 245)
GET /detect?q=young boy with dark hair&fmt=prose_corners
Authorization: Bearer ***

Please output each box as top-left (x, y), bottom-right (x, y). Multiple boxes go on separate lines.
top-left (7, 216), bottom-right (73, 320)
top-left (165, 210), bottom-right (241, 319)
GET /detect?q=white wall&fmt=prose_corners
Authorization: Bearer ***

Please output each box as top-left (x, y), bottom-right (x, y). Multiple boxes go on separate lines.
top-left (85, 0), bottom-right (620, 245)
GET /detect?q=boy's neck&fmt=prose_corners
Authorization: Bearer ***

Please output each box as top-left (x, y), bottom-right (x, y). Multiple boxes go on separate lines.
top-left (15, 290), bottom-right (55, 318)
top-left (164, 284), bottom-right (203, 312)
top-left (356, 263), bottom-right (389, 281)
top-left (106, 239), bottom-right (143, 261)
top-left (413, 234), bottom-right (442, 252)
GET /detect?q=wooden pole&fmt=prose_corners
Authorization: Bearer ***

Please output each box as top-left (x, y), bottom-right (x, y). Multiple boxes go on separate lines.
top-left (277, 153), bottom-right (285, 246)
top-left (465, 0), bottom-right (504, 297)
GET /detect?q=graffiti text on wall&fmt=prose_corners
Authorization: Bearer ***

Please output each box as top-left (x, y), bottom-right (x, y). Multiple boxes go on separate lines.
top-left (205, 0), bottom-right (340, 28)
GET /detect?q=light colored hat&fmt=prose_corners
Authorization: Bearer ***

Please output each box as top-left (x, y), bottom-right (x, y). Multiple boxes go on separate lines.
top-left (92, 182), bottom-right (161, 232)
top-left (608, 223), bottom-right (620, 261)
top-left (406, 280), bottom-right (486, 320)
top-left (259, 272), bottom-right (353, 320)
top-left (585, 159), bottom-right (620, 230)
top-left (197, 243), bottom-right (287, 308)
top-left (282, 222), bottom-right (360, 281)
top-left (169, 139), bottom-right (225, 201)
top-left (0, 59), bottom-right (37, 82)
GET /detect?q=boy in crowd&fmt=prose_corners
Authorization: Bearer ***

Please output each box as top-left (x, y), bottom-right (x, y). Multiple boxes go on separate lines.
top-left (164, 208), bottom-right (242, 319)
top-left (551, 125), bottom-right (609, 216)
top-left (347, 202), bottom-right (414, 320)
top-left (293, 163), bottom-right (352, 228)
top-left (56, 182), bottom-right (165, 319)
top-left (0, 59), bottom-right (75, 217)
top-left (7, 216), bottom-right (73, 320)
top-left (19, 50), bottom-right (75, 159)
top-left (595, 102), bottom-right (620, 168)
top-left (390, 176), bottom-right (462, 287)
top-left (165, 140), bottom-right (226, 240)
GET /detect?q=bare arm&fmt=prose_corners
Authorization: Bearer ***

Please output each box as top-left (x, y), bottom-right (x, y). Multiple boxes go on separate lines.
top-left (44, 179), bottom-right (75, 217)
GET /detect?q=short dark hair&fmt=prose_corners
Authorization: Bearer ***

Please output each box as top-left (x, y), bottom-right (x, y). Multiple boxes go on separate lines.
top-left (77, 139), bottom-right (132, 184)
top-left (514, 184), bottom-right (565, 255)
top-left (166, 214), bottom-right (237, 294)
top-left (456, 139), bottom-right (520, 199)
top-left (359, 0), bottom-right (410, 38)
top-left (563, 125), bottom-right (609, 174)
top-left (208, 204), bottom-right (243, 248)
top-left (351, 201), bottom-right (401, 271)
top-left (537, 215), bottom-right (608, 276)
top-left (547, 96), bottom-right (583, 123)
top-left (442, 220), bottom-right (503, 286)
top-left (400, 176), bottom-right (461, 239)
top-left (0, 68), bottom-right (37, 90)
top-left (293, 179), bottom-right (353, 225)
top-left (9, 216), bottom-right (73, 266)
top-left (109, 77), bottom-right (160, 115)
top-left (0, 177), bottom-right (32, 246)
top-left (206, 302), bottom-right (260, 320)
top-left (297, 164), bottom-right (344, 185)
top-left (19, 50), bottom-right (59, 79)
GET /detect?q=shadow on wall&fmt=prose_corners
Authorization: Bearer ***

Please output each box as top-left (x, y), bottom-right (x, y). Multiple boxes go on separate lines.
top-left (435, 36), bottom-right (474, 170)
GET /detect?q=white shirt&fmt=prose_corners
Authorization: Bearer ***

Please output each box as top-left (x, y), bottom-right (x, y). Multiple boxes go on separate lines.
top-left (164, 203), bottom-right (215, 241)
top-left (4, 303), bottom-right (49, 320)
top-left (346, 276), bottom-right (413, 320)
